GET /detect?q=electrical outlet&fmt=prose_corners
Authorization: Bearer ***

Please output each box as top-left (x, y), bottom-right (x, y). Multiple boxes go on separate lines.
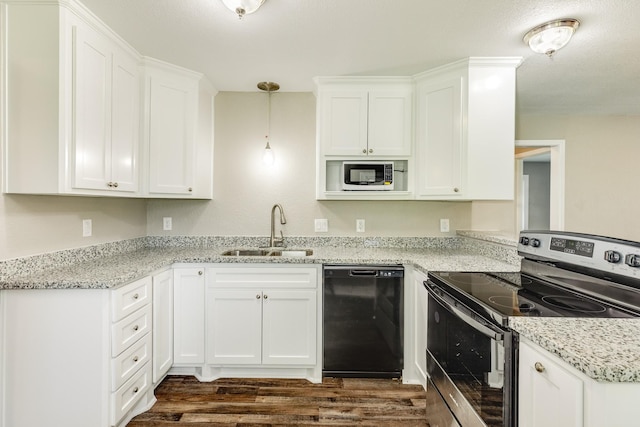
top-left (440, 218), bottom-right (450, 233)
top-left (163, 217), bottom-right (172, 231)
top-left (356, 219), bottom-right (365, 233)
top-left (82, 219), bottom-right (92, 237)
top-left (314, 219), bottom-right (328, 232)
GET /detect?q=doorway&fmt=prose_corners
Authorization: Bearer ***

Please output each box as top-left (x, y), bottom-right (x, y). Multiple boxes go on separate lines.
top-left (515, 140), bottom-right (565, 233)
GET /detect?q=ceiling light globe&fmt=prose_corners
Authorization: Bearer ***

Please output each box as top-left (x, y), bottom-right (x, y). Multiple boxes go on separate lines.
top-left (524, 19), bottom-right (580, 57)
top-left (221, 0), bottom-right (266, 19)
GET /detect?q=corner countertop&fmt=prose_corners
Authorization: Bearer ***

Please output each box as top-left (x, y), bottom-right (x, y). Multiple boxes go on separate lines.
top-left (0, 245), bottom-right (519, 290)
top-left (510, 317), bottom-right (640, 383)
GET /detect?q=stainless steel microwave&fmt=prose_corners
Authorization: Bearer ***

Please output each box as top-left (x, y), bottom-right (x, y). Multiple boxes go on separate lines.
top-left (342, 161), bottom-right (394, 191)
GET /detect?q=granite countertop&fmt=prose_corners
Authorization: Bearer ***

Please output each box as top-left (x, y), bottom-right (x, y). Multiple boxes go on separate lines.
top-left (510, 317), bottom-right (640, 383)
top-left (0, 245), bottom-right (519, 290)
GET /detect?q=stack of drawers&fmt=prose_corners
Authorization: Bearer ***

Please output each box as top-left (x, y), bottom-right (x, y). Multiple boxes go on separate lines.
top-left (110, 276), bottom-right (153, 425)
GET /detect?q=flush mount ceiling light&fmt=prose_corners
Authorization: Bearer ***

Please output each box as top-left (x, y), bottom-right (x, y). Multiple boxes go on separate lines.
top-left (221, 0), bottom-right (266, 19)
top-left (523, 18), bottom-right (580, 57)
top-left (258, 81), bottom-right (279, 166)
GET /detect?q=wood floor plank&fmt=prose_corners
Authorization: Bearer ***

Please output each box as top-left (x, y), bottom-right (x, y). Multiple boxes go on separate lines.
top-left (127, 376), bottom-right (428, 426)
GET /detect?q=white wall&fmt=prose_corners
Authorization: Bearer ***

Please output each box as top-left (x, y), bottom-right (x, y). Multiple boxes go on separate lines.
top-left (472, 115), bottom-right (640, 242)
top-left (146, 92), bottom-right (472, 238)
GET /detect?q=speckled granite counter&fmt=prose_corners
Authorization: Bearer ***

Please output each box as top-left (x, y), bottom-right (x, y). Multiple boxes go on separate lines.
top-left (510, 317), bottom-right (640, 383)
top-left (0, 244), bottom-right (519, 290)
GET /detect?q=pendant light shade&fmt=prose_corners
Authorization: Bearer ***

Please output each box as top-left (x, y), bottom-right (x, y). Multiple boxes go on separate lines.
top-left (221, 0), bottom-right (266, 19)
top-left (524, 19), bottom-right (580, 57)
top-left (258, 81), bottom-right (279, 166)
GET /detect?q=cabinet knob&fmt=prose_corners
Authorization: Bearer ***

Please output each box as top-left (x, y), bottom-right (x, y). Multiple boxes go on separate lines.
top-left (362, 149), bottom-right (367, 154)
top-left (256, 294), bottom-right (261, 299)
top-left (133, 293), bottom-right (139, 300)
top-left (133, 325), bottom-right (139, 331)
top-left (133, 356), bottom-right (139, 362)
top-left (198, 271), bottom-right (203, 275)
top-left (368, 148), bottom-right (373, 154)
top-left (188, 187), bottom-right (193, 192)
top-left (454, 187), bottom-right (460, 193)
top-left (133, 387), bottom-right (139, 393)
top-left (534, 362), bottom-right (545, 373)
top-left (107, 182), bottom-right (113, 188)
top-left (113, 182), bottom-right (119, 188)
top-left (263, 294), bottom-right (268, 299)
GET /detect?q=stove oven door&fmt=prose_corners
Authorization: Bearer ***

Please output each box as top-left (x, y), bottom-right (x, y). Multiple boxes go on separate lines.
top-left (426, 282), bottom-right (515, 427)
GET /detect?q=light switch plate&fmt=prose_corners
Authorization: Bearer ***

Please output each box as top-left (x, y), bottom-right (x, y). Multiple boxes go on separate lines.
top-left (314, 219), bottom-right (328, 232)
top-left (440, 218), bottom-right (450, 233)
top-left (356, 219), bottom-right (365, 233)
top-left (82, 219), bottom-right (92, 237)
top-left (163, 217), bottom-right (172, 231)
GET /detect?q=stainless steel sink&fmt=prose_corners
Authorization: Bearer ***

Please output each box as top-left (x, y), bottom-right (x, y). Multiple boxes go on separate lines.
top-left (221, 249), bottom-right (271, 256)
top-left (269, 249), bottom-right (313, 257)
top-left (221, 249), bottom-right (313, 257)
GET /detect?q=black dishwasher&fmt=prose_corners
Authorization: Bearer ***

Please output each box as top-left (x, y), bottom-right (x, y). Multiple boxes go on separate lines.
top-left (323, 265), bottom-right (404, 378)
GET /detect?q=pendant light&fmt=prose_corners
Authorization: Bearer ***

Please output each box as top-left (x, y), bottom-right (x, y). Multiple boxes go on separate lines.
top-left (523, 19), bottom-right (580, 57)
top-left (258, 81), bottom-right (279, 166)
top-left (221, 0), bottom-right (266, 19)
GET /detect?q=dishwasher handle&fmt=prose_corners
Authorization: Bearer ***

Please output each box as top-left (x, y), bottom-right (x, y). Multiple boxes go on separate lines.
top-left (349, 269), bottom-right (378, 276)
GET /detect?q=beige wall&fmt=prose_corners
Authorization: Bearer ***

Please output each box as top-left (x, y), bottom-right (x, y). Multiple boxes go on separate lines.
top-left (471, 115), bottom-right (640, 242)
top-left (146, 92), bottom-right (472, 238)
top-left (0, 194), bottom-right (147, 260)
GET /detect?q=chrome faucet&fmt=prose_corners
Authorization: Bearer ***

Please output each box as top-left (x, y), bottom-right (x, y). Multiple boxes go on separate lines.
top-left (270, 204), bottom-right (287, 248)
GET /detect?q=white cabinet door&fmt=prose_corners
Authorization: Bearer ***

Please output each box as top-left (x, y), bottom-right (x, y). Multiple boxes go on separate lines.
top-left (262, 289), bottom-right (317, 365)
top-left (109, 50), bottom-right (139, 192)
top-left (152, 269), bottom-right (173, 383)
top-left (73, 23), bottom-right (111, 191)
top-left (519, 340), bottom-right (584, 427)
top-left (415, 77), bottom-right (464, 198)
top-left (146, 70), bottom-right (197, 196)
top-left (173, 268), bottom-right (205, 364)
top-left (72, 22), bottom-right (139, 194)
top-left (367, 89), bottom-right (412, 156)
top-left (206, 289), bottom-right (263, 365)
top-left (412, 270), bottom-right (428, 385)
top-left (320, 90), bottom-right (369, 156)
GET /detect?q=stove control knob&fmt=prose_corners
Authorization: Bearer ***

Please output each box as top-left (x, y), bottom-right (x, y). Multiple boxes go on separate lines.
top-left (520, 237), bottom-right (530, 246)
top-left (625, 254), bottom-right (640, 268)
top-left (530, 238), bottom-right (541, 248)
top-left (604, 250), bottom-right (622, 263)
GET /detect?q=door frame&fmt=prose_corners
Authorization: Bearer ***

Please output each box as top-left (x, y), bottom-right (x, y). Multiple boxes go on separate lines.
top-left (515, 140), bottom-right (565, 232)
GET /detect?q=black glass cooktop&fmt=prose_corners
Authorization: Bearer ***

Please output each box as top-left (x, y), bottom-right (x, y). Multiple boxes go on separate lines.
top-left (428, 271), bottom-right (639, 321)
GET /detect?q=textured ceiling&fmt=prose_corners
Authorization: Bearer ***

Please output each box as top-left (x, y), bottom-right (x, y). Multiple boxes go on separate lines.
top-left (79, 0), bottom-right (640, 115)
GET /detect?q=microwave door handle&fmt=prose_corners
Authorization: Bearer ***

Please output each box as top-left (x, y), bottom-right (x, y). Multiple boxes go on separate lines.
top-left (426, 282), bottom-right (504, 342)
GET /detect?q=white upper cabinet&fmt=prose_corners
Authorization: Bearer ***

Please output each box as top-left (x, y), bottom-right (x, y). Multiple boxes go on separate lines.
top-left (414, 57), bottom-right (522, 200)
top-left (1, 1), bottom-right (141, 196)
top-left (315, 78), bottom-right (413, 157)
top-left (140, 58), bottom-right (215, 199)
top-left (73, 20), bottom-right (139, 193)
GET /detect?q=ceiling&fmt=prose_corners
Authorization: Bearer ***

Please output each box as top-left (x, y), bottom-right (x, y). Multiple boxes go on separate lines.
top-left (79, 0), bottom-right (640, 115)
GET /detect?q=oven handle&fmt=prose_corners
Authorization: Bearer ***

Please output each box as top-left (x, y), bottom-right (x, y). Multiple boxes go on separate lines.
top-left (425, 280), bottom-right (505, 342)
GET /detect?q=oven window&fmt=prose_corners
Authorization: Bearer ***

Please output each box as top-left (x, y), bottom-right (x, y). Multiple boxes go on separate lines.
top-left (428, 293), bottom-right (506, 426)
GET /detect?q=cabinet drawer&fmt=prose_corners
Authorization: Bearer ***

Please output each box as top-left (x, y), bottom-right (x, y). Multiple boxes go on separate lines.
top-left (111, 361), bottom-right (151, 426)
top-left (112, 333), bottom-right (151, 391)
top-left (207, 267), bottom-right (318, 289)
top-left (112, 304), bottom-right (152, 357)
top-left (112, 276), bottom-right (152, 321)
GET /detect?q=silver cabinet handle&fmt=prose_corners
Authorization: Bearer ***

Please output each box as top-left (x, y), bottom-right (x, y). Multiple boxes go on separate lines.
top-left (263, 294), bottom-right (268, 300)
top-left (133, 387), bottom-right (139, 393)
top-left (188, 187), bottom-right (193, 192)
top-left (454, 187), bottom-right (460, 193)
top-left (133, 293), bottom-right (139, 300)
top-left (535, 362), bottom-right (545, 373)
top-left (133, 325), bottom-right (139, 331)
top-left (368, 148), bottom-right (373, 154)
top-left (198, 270), bottom-right (203, 276)
top-left (113, 182), bottom-right (118, 188)
top-left (256, 294), bottom-right (261, 299)
top-left (133, 356), bottom-right (139, 362)
top-left (362, 149), bottom-right (367, 154)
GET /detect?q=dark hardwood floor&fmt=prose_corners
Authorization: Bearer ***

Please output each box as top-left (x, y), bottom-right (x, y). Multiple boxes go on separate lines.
top-left (127, 375), bottom-right (428, 426)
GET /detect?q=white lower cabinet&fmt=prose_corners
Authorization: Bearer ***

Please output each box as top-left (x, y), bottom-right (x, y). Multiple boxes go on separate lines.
top-left (1, 276), bottom-right (155, 427)
top-left (519, 338), bottom-right (640, 427)
top-left (173, 267), bottom-right (206, 365)
top-left (152, 269), bottom-right (174, 383)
